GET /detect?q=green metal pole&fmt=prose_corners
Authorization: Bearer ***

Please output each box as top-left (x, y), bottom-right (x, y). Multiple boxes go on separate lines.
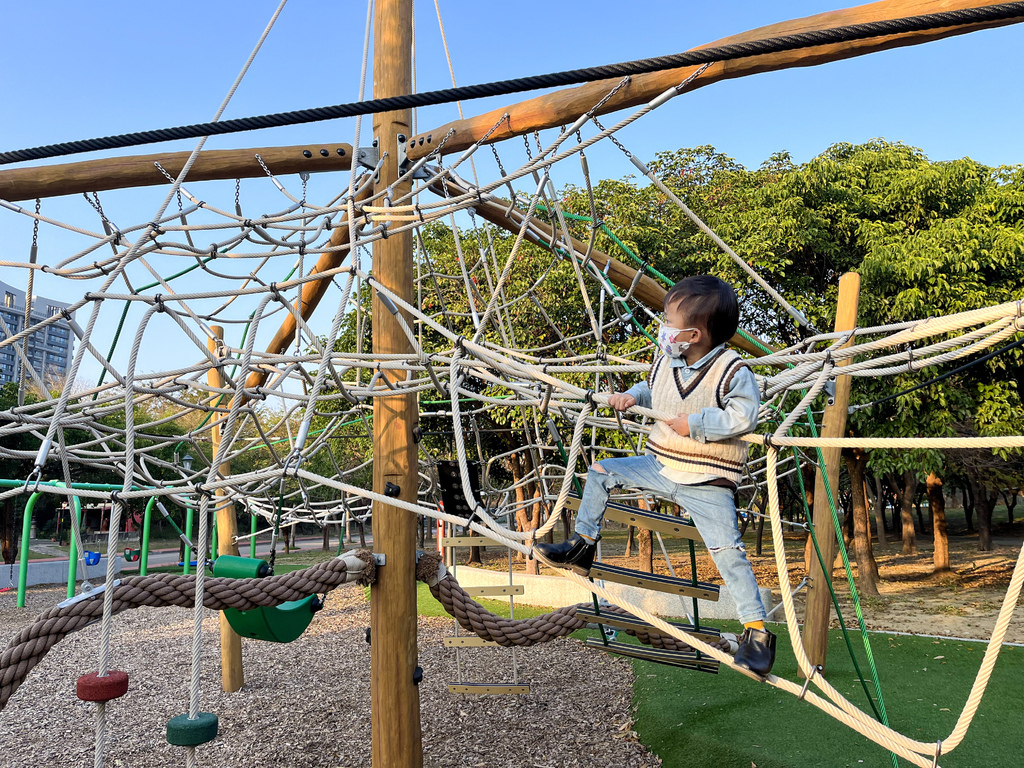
top-left (16, 493), bottom-right (39, 608)
top-left (65, 496), bottom-right (83, 599)
top-left (211, 507), bottom-right (218, 565)
top-left (140, 497), bottom-right (155, 576)
top-left (250, 511), bottom-right (258, 559)
top-left (183, 504), bottom-right (194, 575)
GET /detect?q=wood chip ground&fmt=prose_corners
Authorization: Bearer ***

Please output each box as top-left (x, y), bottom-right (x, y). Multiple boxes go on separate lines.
top-left (0, 585), bottom-right (662, 767)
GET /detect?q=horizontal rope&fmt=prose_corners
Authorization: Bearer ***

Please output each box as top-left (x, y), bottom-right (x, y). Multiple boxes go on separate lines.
top-left (2, 2), bottom-right (1023, 164)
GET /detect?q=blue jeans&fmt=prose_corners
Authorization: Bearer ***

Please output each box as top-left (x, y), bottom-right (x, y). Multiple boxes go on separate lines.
top-left (574, 454), bottom-right (766, 624)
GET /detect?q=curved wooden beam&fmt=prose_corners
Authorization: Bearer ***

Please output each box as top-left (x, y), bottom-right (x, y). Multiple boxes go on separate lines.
top-left (0, 143), bottom-right (352, 202)
top-left (406, 0), bottom-right (1019, 160)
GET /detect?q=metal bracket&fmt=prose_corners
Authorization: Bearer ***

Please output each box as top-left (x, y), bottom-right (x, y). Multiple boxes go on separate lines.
top-left (373, 553), bottom-right (386, 566)
top-left (396, 133), bottom-right (437, 180)
top-left (58, 579), bottom-right (120, 608)
top-left (356, 141), bottom-right (380, 172)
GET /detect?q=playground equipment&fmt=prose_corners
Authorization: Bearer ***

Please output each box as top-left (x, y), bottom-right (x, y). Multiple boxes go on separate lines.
top-left (0, 2), bottom-right (1023, 768)
top-left (212, 555), bottom-right (323, 643)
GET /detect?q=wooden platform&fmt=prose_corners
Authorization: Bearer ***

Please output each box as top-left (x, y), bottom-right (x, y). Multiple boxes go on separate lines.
top-left (584, 638), bottom-right (719, 674)
top-left (589, 562), bottom-right (720, 602)
top-left (447, 683), bottom-right (531, 695)
top-left (562, 495), bottom-right (702, 541)
top-left (575, 605), bottom-right (721, 644)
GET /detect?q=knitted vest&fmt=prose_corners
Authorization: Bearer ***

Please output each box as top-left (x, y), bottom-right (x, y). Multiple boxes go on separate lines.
top-left (644, 348), bottom-right (750, 484)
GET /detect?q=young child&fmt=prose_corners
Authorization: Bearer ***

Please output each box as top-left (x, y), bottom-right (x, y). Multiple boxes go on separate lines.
top-left (533, 275), bottom-right (776, 678)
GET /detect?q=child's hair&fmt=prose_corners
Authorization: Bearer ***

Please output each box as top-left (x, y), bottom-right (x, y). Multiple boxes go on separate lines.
top-left (664, 275), bottom-right (739, 347)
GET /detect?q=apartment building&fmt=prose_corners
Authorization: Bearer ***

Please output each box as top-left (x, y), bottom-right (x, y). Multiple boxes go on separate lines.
top-left (0, 278), bottom-right (75, 386)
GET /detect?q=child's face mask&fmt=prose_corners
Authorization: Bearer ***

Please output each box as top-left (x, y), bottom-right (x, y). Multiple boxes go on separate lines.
top-left (658, 324), bottom-right (697, 358)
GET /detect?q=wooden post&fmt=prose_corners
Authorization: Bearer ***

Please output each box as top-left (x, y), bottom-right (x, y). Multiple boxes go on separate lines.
top-left (802, 272), bottom-right (860, 673)
top-left (369, 0), bottom-right (422, 764)
top-left (207, 326), bottom-right (245, 693)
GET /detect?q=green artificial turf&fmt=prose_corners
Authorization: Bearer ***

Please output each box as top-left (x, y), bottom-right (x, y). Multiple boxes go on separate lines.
top-left (622, 621), bottom-right (1022, 768)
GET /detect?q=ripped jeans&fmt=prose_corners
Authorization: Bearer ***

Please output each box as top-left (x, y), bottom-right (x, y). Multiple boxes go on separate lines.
top-left (574, 454), bottom-right (766, 624)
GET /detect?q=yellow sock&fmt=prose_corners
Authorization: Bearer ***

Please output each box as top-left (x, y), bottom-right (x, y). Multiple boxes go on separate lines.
top-left (744, 621), bottom-right (765, 631)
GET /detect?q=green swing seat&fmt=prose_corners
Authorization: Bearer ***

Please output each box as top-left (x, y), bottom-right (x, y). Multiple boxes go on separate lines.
top-left (212, 555), bottom-right (322, 643)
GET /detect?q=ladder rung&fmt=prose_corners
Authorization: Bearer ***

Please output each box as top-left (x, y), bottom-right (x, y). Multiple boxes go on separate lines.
top-left (584, 638), bottom-right (719, 673)
top-left (448, 683), bottom-right (531, 695)
top-left (560, 496), bottom-right (702, 541)
top-left (589, 562), bottom-right (719, 602)
top-left (575, 605), bottom-right (720, 644)
top-left (603, 506), bottom-right (702, 542)
top-left (443, 636), bottom-right (498, 647)
top-left (463, 585), bottom-right (524, 597)
top-left (441, 536), bottom-right (505, 548)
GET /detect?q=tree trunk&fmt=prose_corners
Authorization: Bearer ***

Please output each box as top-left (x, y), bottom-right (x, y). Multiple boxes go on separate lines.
top-left (890, 471), bottom-right (918, 555)
top-left (636, 497), bottom-right (653, 573)
top-left (511, 452), bottom-right (540, 574)
top-left (755, 504), bottom-right (766, 557)
top-left (914, 488), bottom-right (928, 535)
top-left (927, 472), bottom-right (949, 573)
top-left (1001, 488), bottom-right (1020, 524)
top-left (845, 450), bottom-right (879, 595)
top-left (637, 529), bottom-right (653, 573)
top-left (870, 474), bottom-right (888, 545)
top-left (968, 473), bottom-right (996, 552)
top-left (962, 481), bottom-right (975, 533)
top-left (2, 498), bottom-right (16, 565)
top-left (322, 523), bottom-right (331, 553)
top-left (624, 526), bottom-right (635, 558)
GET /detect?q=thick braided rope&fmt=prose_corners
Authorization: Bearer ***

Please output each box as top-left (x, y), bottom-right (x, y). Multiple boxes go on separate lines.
top-left (0, 552), bottom-right (374, 713)
top-left (418, 553), bottom-right (729, 653)
top-left (4, 2), bottom-right (1024, 164)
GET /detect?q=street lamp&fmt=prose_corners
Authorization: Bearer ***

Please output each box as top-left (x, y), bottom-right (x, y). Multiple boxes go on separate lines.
top-left (181, 453), bottom-right (194, 472)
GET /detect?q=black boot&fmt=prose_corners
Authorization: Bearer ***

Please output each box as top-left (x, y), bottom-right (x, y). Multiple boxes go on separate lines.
top-left (733, 626), bottom-right (777, 680)
top-left (532, 533), bottom-right (598, 576)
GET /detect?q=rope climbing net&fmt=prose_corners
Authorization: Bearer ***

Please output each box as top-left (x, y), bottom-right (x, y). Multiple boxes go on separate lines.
top-left (1, 3), bottom-right (1023, 767)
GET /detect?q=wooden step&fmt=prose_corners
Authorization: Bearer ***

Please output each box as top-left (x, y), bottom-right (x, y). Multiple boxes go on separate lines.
top-left (462, 585), bottom-right (524, 597)
top-left (584, 638), bottom-right (719, 674)
top-left (589, 562), bottom-right (719, 602)
top-left (443, 636), bottom-right (498, 647)
top-left (447, 683), bottom-right (531, 695)
top-left (441, 536), bottom-right (505, 548)
top-left (575, 605), bottom-right (721, 645)
top-left (562, 496), bottom-right (702, 542)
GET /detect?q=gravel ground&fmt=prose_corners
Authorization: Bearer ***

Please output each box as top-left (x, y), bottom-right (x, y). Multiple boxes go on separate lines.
top-left (1, 585), bottom-right (661, 768)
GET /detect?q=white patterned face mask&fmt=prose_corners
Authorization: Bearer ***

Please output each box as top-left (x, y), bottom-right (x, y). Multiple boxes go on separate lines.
top-left (658, 324), bottom-right (697, 358)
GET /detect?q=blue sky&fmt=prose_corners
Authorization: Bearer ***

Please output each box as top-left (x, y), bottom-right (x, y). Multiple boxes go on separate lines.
top-left (1, 0), bottom-right (1022, 383)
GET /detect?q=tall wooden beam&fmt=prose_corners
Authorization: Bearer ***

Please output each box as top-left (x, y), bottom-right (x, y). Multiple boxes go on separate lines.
top-left (369, 0), bottom-right (422, 763)
top-left (406, 0), bottom-right (1018, 160)
top-left (0, 143), bottom-right (352, 202)
top-left (802, 272), bottom-right (860, 672)
top-left (436, 178), bottom-right (772, 357)
top-left (207, 326), bottom-right (245, 693)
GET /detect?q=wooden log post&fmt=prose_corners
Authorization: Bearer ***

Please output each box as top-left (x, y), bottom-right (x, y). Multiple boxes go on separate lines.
top-left (802, 272), bottom-right (860, 673)
top-left (207, 326), bottom-right (245, 693)
top-left (369, 0), bottom-right (423, 763)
